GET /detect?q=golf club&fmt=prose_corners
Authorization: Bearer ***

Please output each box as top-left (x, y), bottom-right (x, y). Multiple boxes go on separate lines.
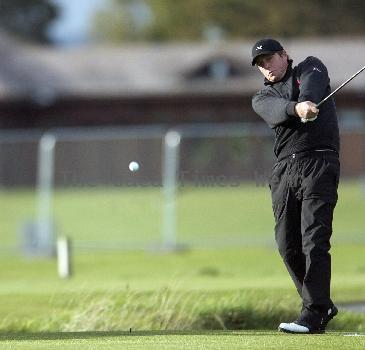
top-left (301, 64), bottom-right (365, 123)
top-left (316, 65), bottom-right (365, 107)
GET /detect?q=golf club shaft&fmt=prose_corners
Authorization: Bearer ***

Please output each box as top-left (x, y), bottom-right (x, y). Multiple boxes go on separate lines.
top-left (316, 65), bottom-right (365, 108)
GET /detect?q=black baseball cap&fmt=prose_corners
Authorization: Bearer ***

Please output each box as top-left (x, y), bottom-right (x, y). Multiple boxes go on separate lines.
top-left (251, 38), bottom-right (284, 66)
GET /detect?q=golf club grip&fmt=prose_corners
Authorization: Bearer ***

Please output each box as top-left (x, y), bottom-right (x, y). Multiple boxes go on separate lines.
top-left (316, 65), bottom-right (365, 108)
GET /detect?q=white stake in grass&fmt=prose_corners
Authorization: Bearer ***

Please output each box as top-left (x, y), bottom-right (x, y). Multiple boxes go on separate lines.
top-left (57, 237), bottom-right (72, 279)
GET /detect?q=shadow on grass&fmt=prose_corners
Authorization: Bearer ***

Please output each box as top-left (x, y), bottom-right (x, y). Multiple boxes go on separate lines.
top-left (0, 330), bottom-right (278, 341)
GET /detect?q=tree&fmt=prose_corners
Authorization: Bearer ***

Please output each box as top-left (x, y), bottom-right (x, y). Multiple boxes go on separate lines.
top-left (0, 0), bottom-right (59, 44)
top-left (92, 0), bottom-right (365, 42)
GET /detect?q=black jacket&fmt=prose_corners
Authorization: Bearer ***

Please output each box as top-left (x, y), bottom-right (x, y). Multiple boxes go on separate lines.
top-left (252, 56), bottom-right (340, 160)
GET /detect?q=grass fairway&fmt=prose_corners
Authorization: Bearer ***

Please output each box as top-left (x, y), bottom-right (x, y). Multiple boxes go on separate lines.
top-left (1, 180), bottom-right (364, 247)
top-left (0, 331), bottom-right (365, 350)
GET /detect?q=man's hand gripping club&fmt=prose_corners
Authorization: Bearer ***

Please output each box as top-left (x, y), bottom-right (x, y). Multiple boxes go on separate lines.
top-left (295, 101), bottom-right (319, 123)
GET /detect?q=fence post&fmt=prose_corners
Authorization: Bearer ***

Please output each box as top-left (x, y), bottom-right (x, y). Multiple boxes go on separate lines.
top-left (36, 133), bottom-right (56, 256)
top-left (161, 130), bottom-right (181, 250)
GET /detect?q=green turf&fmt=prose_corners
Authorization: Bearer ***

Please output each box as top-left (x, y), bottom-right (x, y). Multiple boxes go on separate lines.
top-left (0, 181), bottom-right (364, 344)
top-left (0, 331), bottom-right (364, 350)
top-left (1, 180), bottom-right (364, 247)
top-left (0, 246), bottom-right (364, 296)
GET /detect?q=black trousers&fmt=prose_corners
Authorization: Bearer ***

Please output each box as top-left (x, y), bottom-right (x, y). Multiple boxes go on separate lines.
top-left (269, 150), bottom-right (340, 314)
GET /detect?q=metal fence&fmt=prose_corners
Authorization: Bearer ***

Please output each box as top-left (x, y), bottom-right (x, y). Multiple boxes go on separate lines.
top-left (1, 123), bottom-right (364, 253)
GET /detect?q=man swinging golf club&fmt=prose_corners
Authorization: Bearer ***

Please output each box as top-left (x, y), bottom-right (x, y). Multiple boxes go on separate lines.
top-left (251, 38), bottom-right (340, 334)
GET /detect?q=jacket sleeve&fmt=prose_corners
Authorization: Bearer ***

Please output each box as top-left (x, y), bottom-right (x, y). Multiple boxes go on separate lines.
top-left (297, 56), bottom-right (330, 104)
top-left (252, 89), bottom-right (297, 129)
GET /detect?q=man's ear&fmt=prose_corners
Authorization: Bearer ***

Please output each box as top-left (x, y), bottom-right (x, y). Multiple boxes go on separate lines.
top-left (280, 50), bottom-right (288, 59)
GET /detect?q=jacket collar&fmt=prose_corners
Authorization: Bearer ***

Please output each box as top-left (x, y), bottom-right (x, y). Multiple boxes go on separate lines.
top-left (264, 59), bottom-right (293, 86)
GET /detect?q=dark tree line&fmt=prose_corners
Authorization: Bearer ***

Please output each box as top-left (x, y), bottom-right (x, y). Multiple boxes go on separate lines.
top-left (1, 0), bottom-right (365, 44)
top-left (93, 0), bottom-right (365, 42)
top-left (0, 0), bottom-right (59, 43)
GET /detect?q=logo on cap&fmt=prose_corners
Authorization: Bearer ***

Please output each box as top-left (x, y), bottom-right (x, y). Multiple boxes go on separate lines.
top-left (256, 45), bottom-right (263, 50)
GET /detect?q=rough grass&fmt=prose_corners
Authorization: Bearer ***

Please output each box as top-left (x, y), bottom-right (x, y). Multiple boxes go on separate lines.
top-left (59, 288), bottom-right (365, 333)
top-left (0, 246), bottom-right (364, 333)
top-left (1, 287), bottom-right (365, 335)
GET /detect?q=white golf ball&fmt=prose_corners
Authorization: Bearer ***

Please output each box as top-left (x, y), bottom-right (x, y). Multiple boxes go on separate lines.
top-left (129, 161), bottom-right (139, 172)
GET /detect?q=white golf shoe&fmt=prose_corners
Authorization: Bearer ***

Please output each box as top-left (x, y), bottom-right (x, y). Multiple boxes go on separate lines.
top-left (278, 307), bottom-right (332, 334)
top-left (278, 322), bottom-right (312, 334)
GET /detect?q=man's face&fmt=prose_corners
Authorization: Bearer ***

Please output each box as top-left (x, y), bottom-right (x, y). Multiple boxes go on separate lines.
top-left (256, 52), bottom-right (288, 82)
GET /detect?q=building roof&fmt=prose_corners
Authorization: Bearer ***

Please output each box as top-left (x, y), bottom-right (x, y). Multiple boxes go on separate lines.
top-left (1, 32), bottom-right (365, 102)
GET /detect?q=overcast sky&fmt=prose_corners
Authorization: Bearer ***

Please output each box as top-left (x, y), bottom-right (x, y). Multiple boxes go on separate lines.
top-left (48, 0), bottom-right (106, 45)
